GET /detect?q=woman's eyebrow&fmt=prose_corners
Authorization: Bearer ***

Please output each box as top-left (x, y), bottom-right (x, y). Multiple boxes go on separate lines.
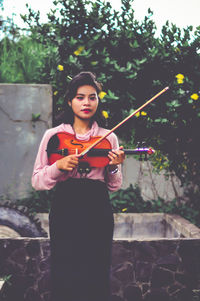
top-left (76, 93), bottom-right (96, 96)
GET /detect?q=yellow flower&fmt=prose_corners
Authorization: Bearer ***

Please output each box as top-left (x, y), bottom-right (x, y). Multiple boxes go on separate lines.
top-left (54, 91), bottom-right (58, 96)
top-left (176, 73), bottom-right (184, 80)
top-left (175, 47), bottom-right (181, 53)
top-left (177, 78), bottom-right (184, 84)
top-left (91, 61), bottom-right (98, 66)
top-left (57, 64), bottom-right (64, 71)
top-left (182, 163), bottom-right (187, 170)
top-left (102, 110), bottom-right (109, 119)
top-left (175, 73), bottom-right (184, 84)
top-left (74, 46), bottom-right (85, 56)
top-left (191, 93), bottom-right (199, 100)
top-left (122, 208), bottom-right (127, 212)
top-left (141, 111), bottom-right (147, 116)
top-left (135, 112), bottom-right (140, 117)
top-left (99, 91), bottom-right (107, 99)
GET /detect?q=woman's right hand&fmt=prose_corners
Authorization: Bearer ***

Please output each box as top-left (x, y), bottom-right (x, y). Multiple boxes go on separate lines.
top-left (56, 155), bottom-right (79, 172)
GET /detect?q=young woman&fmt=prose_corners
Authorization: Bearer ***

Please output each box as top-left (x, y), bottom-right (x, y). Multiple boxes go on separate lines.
top-left (32, 71), bottom-right (125, 301)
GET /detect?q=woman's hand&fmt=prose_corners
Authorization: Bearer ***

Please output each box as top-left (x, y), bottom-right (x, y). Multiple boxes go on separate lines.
top-left (107, 146), bottom-right (125, 171)
top-left (56, 155), bottom-right (79, 172)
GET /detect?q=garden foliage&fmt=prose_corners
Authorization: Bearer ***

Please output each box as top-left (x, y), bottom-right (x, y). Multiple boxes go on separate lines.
top-left (0, 0), bottom-right (200, 223)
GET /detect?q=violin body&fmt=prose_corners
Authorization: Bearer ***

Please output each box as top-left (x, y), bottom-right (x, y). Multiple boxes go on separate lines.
top-left (47, 132), bottom-right (155, 169)
top-left (47, 132), bottom-right (112, 168)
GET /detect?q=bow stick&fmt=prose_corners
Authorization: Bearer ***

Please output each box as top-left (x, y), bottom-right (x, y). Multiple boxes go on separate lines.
top-left (78, 86), bottom-right (169, 157)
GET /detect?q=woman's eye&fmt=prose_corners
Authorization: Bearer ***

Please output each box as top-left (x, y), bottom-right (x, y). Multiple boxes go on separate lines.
top-left (90, 96), bottom-right (97, 101)
top-left (77, 97), bottom-right (84, 100)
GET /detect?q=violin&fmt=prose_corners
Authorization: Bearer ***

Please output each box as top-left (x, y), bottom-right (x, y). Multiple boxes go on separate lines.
top-left (46, 132), bottom-right (155, 173)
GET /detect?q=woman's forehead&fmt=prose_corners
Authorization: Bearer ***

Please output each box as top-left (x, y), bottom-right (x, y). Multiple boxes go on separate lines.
top-left (76, 85), bottom-right (97, 94)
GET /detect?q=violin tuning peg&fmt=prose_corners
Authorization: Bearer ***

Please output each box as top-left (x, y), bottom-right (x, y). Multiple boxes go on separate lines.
top-left (139, 141), bottom-right (143, 148)
top-left (141, 141), bottom-right (146, 148)
top-left (136, 141), bottom-right (140, 148)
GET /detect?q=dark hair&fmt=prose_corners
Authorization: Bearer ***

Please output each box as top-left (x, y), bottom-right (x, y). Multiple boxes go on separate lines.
top-left (55, 71), bottom-right (106, 127)
top-left (65, 71), bottom-right (102, 101)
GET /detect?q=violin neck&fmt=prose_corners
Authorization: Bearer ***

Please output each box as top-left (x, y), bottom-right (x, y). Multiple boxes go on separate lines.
top-left (48, 148), bottom-right (154, 157)
top-left (88, 148), bottom-right (152, 156)
top-left (123, 148), bottom-right (152, 155)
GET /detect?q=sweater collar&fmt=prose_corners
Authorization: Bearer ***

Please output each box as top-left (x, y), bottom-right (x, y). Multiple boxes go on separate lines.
top-left (62, 121), bottom-right (99, 141)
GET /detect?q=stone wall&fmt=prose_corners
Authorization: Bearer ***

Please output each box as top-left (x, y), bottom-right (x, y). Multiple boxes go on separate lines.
top-left (0, 238), bottom-right (200, 301)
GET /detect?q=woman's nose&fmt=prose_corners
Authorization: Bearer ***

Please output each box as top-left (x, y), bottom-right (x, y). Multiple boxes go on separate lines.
top-left (84, 97), bottom-right (90, 105)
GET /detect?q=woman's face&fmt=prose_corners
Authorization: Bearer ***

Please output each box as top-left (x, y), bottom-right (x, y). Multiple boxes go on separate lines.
top-left (68, 85), bottom-right (99, 122)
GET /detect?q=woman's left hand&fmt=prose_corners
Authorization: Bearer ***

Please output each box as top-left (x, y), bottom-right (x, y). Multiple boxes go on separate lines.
top-left (108, 146), bottom-right (125, 166)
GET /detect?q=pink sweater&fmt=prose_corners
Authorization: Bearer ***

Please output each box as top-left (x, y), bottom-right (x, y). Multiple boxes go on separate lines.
top-left (32, 122), bottom-right (122, 192)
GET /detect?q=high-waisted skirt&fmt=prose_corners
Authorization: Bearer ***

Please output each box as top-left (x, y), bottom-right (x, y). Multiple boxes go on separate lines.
top-left (49, 178), bottom-right (114, 301)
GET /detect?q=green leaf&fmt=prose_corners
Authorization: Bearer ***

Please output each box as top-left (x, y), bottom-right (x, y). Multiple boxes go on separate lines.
top-left (32, 113), bottom-right (41, 121)
top-left (126, 61), bottom-right (132, 71)
top-left (129, 40), bottom-right (139, 48)
top-left (104, 57), bottom-right (110, 64)
top-left (134, 58), bottom-right (147, 66)
top-left (68, 37), bottom-right (77, 46)
top-left (177, 88), bottom-right (185, 95)
top-left (154, 118), bottom-right (168, 123)
top-left (68, 55), bottom-right (78, 64)
top-left (79, 48), bottom-right (92, 58)
top-left (166, 100), bottom-right (181, 108)
top-left (106, 89), bottom-right (119, 100)
top-left (126, 72), bottom-right (137, 79)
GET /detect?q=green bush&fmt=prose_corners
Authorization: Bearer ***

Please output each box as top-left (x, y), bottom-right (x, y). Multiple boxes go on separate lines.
top-left (110, 184), bottom-right (200, 227)
top-left (0, 35), bottom-right (56, 83)
top-left (18, 0), bottom-right (200, 191)
top-left (15, 188), bottom-right (54, 214)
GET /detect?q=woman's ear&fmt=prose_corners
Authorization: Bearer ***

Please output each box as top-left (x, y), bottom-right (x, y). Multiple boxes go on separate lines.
top-left (68, 100), bottom-right (71, 107)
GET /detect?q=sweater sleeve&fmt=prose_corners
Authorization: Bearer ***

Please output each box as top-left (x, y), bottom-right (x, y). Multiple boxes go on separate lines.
top-left (105, 132), bottom-right (123, 192)
top-left (31, 130), bottom-right (68, 191)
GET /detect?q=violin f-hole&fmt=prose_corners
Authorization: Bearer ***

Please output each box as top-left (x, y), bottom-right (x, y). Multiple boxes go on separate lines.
top-left (70, 140), bottom-right (84, 148)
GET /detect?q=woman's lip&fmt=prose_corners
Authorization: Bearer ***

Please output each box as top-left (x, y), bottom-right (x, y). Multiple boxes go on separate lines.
top-left (82, 109), bottom-right (91, 113)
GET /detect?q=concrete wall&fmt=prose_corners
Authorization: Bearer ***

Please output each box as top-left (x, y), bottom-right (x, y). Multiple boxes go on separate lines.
top-left (0, 84), bottom-right (183, 201)
top-left (0, 84), bottom-right (52, 199)
top-left (122, 157), bottom-right (183, 201)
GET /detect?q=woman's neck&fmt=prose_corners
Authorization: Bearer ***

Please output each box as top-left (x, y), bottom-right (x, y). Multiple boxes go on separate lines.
top-left (73, 119), bottom-right (91, 135)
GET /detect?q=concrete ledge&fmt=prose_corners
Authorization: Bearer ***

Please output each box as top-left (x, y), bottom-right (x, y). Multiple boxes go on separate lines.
top-left (36, 213), bottom-right (200, 240)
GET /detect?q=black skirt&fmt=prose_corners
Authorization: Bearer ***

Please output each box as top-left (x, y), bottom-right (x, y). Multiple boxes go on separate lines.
top-left (49, 178), bottom-right (114, 301)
